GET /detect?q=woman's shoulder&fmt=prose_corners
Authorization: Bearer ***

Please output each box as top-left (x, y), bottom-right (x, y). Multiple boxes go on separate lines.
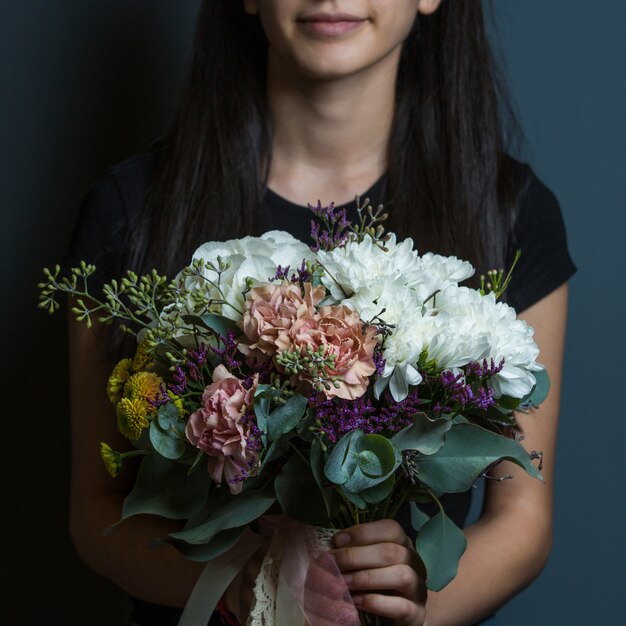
top-left (503, 157), bottom-right (577, 312)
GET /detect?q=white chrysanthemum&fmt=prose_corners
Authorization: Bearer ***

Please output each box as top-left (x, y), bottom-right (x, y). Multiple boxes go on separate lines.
top-left (419, 252), bottom-right (474, 294)
top-left (434, 286), bottom-right (541, 397)
top-left (343, 279), bottom-right (425, 327)
top-left (425, 315), bottom-right (491, 369)
top-left (184, 231), bottom-right (313, 322)
top-left (316, 234), bottom-right (424, 301)
top-left (375, 311), bottom-right (442, 401)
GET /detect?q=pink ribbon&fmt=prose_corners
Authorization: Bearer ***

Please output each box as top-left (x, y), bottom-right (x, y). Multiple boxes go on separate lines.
top-left (263, 518), bottom-right (361, 626)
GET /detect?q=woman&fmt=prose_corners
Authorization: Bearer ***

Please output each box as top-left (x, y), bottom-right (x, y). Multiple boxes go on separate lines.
top-left (66, 1), bottom-right (576, 625)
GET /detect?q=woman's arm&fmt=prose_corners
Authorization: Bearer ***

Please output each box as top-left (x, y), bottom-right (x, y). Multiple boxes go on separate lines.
top-left (68, 313), bottom-right (205, 607)
top-left (332, 282), bottom-right (569, 626)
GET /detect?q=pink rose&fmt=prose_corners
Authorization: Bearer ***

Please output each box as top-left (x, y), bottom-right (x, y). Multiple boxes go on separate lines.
top-left (239, 282), bottom-right (325, 358)
top-left (274, 305), bottom-right (378, 400)
top-left (185, 365), bottom-right (259, 494)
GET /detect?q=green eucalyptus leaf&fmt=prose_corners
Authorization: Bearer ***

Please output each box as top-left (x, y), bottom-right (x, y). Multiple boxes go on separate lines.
top-left (187, 449), bottom-right (206, 476)
top-left (121, 454), bottom-right (210, 521)
top-left (181, 314), bottom-right (239, 338)
top-left (324, 430), bottom-right (362, 485)
top-left (267, 393), bottom-right (308, 441)
top-left (417, 423), bottom-right (543, 493)
top-left (521, 368), bottom-right (551, 408)
top-left (275, 455), bottom-right (329, 524)
top-left (392, 413), bottom-right (452, 455)
top-left (409, 502), bottom-right (431, 533)
top-left (341, 486), bottom-right (367, 510)
top-left (361, 474), bottom-right (395, 504)
top-left (355, 450), bottom-right (382, 478)
top-left (167, 526), bottom-right (245, 563)
top-left (450, 414), bottom-right (470, 425)
top-left (415, 511), bottom-right (467, 591)
top-left (169, 488), bottom-right (275, 545)
top-left (357, 434), bottom-right (401, 476)
top-left (497, 395), bottom-right (521, 411)
top-left (157, 403), bottom-right (180, 430)
top-left (310, 439), bottom-right (340, 519)
top-left (327, 432), bottom-right (401, 494)
top-left (261, 438), bottom-right (290, 470)
top-left (149, 421), bottom-right (187, 460)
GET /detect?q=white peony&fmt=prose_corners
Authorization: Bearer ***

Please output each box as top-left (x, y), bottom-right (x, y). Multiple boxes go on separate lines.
top-left (184, 231), bottom-right (313, 322)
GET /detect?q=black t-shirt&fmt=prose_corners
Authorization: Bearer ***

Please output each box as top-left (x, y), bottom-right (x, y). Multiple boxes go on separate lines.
top-left (66, 150), bottom-right (576, 626)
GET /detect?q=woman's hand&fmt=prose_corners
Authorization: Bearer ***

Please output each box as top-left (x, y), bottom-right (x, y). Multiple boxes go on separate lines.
top-left (332, 519), bottom-right (427, 626)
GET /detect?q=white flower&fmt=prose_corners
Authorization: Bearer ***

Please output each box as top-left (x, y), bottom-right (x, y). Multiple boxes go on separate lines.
top-left (434, 286), bottom-right (541, 398)
top-left (316, 234), bottom-right (423, 301)
top-left (419, 252), bottom-right (474, 294)
top-left (343, 279), bottom-right (424, 327)
top-left (184, 231), bottom-right (313, 322)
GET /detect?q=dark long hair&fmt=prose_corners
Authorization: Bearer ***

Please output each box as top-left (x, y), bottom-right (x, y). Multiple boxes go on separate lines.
top-left (130, 0), bottom-right (523, 283)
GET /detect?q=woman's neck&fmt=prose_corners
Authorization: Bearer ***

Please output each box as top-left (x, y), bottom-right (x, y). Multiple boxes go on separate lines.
top-left (265, 48), bottom-right (399, 207)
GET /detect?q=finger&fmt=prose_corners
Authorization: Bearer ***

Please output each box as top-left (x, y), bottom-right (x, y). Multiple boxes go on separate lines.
top-left (352, 593), bottom-right (425, 626)
top-left (344, 563), bottom-right (419, 598)
top-left (334, 542), bottom-right (413, 572)
top-left (334, 519), bottom-right (411, 549)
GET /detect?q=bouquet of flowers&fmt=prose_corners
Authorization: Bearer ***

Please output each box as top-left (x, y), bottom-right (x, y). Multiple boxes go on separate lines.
top-left (40, 200), bottom-right (547, 625)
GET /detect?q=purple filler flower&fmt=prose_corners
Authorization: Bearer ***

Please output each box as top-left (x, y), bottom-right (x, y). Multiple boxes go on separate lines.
top-left (312, 390), bottom-right (420, 443)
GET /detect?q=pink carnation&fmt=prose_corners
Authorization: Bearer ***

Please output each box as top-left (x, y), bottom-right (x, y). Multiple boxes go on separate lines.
top-left (239, 282), bottom-right (325, 358)
top-left (185, 365), bottom-right (259, 494)
top-left (274, 305), bottom-right (378, 400)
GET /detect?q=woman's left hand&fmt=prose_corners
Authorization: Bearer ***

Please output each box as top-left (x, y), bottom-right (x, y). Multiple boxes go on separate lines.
top-left (332, 519), bottom-right (427, 626)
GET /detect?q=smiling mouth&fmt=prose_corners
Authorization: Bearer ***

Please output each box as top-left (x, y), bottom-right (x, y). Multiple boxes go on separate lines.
top-left (297, 13), bottom-right (368, 38)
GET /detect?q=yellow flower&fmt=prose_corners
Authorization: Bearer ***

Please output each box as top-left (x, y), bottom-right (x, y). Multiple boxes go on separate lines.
top-left (167, 390), bottom-right (188, 417)
top-left (124, 371), bottom-right (164, 414)
top-left (107, 358), bottom-right (133, 404)
top-left (132, 340), bottom-right (153, 372)
top-left (116, 396), bottom-right (150, 440)
top-left (100, 442), bottom-right (122, 477)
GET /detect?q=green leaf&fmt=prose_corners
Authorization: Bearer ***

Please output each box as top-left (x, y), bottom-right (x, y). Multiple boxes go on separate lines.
top-left (149, 421), bottom-right (187, 460)
top-left (181, 314), bottom-right (239, 338)
top-left (415, 511), bottom-right (467, 591)
top-left (261, 438), bottom-right (291, 470)
top-left (497, 395), bottom-right (521, 411)
top-left (409, 502), bottom-right (430, 533)
top-left (417, 423), bottom-right (543, 493)
top-left (169, 488), bottom-right (275, 545)
top-left (121, 454), bottom-right (210, 521)
top-left (341, 487), bottom-right (367, 510)
top-left (361, 474), bottom-right (395, 504)
top-left (157, 403), bottom-right (180, 430)
top-left (392, 413), bottom-right (452, 455)
top-left (275, 455), bottom-right (330, 524)
top-left (324, 430), bottom-right (361, 485)
top-left (310, 439), bottom-right (340, 519)
top-left (521, 368), bottom-right (551, 408)
top-left (326, 432), bottom-right (402, 494)
top-left (267, 393), bottom-right (308, 441)
top-left (167, 526), bottom-right (245, 563)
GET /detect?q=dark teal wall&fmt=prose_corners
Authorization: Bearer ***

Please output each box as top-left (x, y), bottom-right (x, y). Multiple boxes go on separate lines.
top-left (2, 1), bottom-right (623, 624)
top-left (493, 2), bottom-right (626, 624)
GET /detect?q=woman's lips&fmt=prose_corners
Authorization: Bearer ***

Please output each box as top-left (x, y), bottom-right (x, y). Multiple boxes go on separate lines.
top-left (297, 14), bottom-right (367, 37)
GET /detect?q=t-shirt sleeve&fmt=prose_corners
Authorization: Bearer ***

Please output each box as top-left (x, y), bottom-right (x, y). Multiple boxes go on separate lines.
top-left (505, 166), bottom-right (577, 312)
top-left (64, 172), bottom-right (129, 290)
